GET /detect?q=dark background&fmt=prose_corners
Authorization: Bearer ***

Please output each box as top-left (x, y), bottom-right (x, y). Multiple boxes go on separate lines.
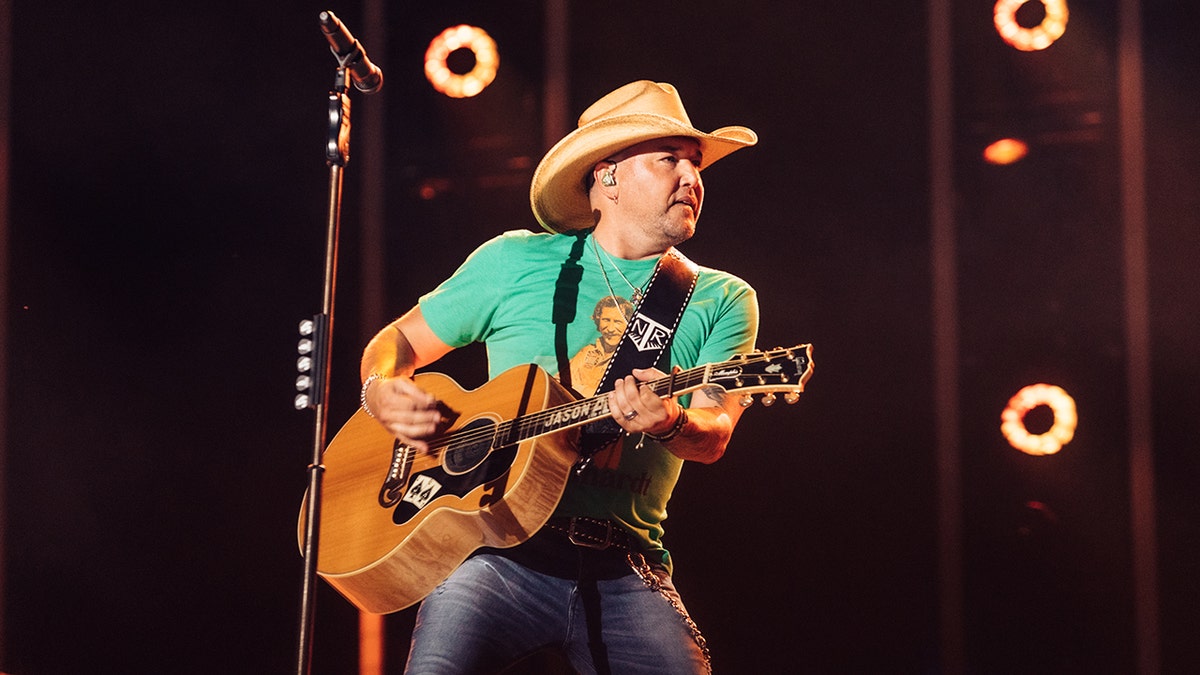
top-left (4, 0), bottom-right (1197, 672)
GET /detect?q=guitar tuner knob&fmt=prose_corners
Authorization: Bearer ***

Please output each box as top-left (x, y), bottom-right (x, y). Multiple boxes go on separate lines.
top-left (784, 391), bottom-right (801, 405)
top-left (761, 392), bottom-right (777, 407)
top-left (739, 394), bottom-right (754, 408)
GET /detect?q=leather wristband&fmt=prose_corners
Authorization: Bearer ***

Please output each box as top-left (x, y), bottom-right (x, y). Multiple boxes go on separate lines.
top-left (646, 407), bottom-right (688, 443)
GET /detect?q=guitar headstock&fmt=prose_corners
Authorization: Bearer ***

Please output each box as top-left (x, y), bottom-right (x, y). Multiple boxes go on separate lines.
top-left (708, 344), bottom-right (814, 407)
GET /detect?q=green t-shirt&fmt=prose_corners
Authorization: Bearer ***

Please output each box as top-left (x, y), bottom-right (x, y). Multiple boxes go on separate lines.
top-left (419, 228), bottom-right (759, 568)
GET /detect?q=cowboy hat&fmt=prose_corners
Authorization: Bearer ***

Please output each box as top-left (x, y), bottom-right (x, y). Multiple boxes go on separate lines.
top-left (530, 80), bottom-right (758, 233)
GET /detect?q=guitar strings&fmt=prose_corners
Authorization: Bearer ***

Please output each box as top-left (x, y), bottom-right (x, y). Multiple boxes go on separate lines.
top-left (401, 352), bottom-right (788, 459)
top-left (426, 367), bottom-right (714, 454)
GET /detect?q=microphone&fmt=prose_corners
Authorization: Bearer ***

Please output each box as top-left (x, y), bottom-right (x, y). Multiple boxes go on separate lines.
top-left (319, 10), bottom-right (383, 94)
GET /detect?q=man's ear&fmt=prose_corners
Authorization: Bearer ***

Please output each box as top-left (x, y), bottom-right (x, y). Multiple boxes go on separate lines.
top-left (594, 160), bottom-right (618, 189)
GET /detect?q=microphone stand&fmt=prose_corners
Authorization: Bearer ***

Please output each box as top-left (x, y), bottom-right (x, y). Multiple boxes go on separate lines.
top-left (295, 63), bottom-right (353, 675)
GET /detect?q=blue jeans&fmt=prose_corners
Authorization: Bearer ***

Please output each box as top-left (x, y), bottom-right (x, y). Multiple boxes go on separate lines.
top-left (403, 553), bottom-right (710, 674)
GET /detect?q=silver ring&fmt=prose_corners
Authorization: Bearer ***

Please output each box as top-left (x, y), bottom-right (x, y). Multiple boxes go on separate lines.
top-left (623, 410), bottom-right (639, 421)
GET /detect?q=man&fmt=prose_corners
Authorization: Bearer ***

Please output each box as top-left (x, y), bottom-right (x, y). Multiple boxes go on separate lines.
top-left (360, 80), bottom-right (759, 673)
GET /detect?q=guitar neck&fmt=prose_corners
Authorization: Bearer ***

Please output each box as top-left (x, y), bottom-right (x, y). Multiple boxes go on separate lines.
top-left (489, 364), bottom-right (711, 447)
top-left (432, 344), bottom-right (812, 453)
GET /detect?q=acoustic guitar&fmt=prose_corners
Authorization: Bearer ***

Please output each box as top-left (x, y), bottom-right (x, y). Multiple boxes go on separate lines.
top-left (298, 344), bottom-right (813, 614)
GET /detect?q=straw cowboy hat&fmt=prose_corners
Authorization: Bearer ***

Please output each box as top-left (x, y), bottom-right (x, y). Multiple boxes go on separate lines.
top-left (530, 80), bottom-right (758, 233)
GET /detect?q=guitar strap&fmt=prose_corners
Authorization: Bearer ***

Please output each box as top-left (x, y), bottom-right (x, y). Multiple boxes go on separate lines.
top-left (578, 247), bottom-right (700, 459)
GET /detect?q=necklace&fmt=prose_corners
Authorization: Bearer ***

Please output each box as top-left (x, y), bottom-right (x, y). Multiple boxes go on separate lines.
top-left (591, 236), bottom-right (647, 305)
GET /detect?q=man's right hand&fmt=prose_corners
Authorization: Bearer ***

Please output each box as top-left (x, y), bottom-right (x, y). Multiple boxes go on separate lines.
top-left (359, 307), bottom-right (456, 451)
top-left (363, 375), bottom-right (445, 452)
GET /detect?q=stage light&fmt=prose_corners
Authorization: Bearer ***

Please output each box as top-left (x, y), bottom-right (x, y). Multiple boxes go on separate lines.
top-left (994, 0), bottom-right (1069, 51)
top-left (1001, 384), bottom-right (1077, 456)
top-left (983, 137), bottom-right (1029, 165)
top-left (424, 25), bottom-right (499, 98)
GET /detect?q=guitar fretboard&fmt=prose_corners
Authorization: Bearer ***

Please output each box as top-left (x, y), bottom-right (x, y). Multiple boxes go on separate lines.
top-left (423, 346), bottom-right (810, 457)
top-left (498, 364), bottom-right (713, 446)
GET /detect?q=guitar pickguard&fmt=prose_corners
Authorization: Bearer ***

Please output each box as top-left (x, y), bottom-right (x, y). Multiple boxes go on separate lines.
top-left (379, 416), bottom-right (508, 511)
top-left (389, 443), bottom-right (520, 526)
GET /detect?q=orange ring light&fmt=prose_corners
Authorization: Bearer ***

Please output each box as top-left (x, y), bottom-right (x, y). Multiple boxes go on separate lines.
top-left (1001, 384), bottom-right (1078, 456)
top-left (983, 138), bottom-right (1029, 165)
top-left (424, 25), bottom-right (499, 98)
top-left (994, 0), bottom-right (1069, 51)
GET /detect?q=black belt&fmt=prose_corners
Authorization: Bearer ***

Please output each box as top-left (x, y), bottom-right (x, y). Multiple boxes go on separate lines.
top-left (477, 516), bottom-right (641, 580)
top-left (543, 516), bottom-right (637, 552)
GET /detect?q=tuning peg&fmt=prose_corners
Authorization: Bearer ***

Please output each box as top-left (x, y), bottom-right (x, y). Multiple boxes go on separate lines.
top-left (761, 392), bottom-right (776, 407)
top-left (739, 394), bottom-right (754, 408)
top-left (784, 391), bottom-right (801, 405)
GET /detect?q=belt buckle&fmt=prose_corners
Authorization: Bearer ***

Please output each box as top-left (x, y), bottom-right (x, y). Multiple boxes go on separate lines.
top-left (567, 517), bottom-right (612, 550)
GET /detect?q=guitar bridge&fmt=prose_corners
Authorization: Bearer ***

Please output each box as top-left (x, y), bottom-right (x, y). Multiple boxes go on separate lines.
top-left (378, 440), bottom-right (414, 508)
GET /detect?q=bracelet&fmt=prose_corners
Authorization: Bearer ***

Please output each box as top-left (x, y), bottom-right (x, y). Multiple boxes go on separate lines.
top-left (360, 373), bottom-right (389, 418)
top-left (646, 407), bottom-right (688, 443)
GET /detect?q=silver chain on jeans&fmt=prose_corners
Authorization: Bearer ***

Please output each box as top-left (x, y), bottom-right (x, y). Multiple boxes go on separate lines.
top-left (626, 552), bottom-right (713, 673)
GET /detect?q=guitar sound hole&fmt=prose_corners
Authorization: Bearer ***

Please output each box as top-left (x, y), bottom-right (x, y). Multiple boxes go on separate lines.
top-left (444, 418), bottom-right (497, 474)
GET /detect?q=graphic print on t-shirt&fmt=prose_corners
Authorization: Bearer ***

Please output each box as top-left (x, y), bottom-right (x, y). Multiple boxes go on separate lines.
top-left (567, 294), bottom-right (635, 470)
top-left (568, 295), bottom-right (635, 396)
